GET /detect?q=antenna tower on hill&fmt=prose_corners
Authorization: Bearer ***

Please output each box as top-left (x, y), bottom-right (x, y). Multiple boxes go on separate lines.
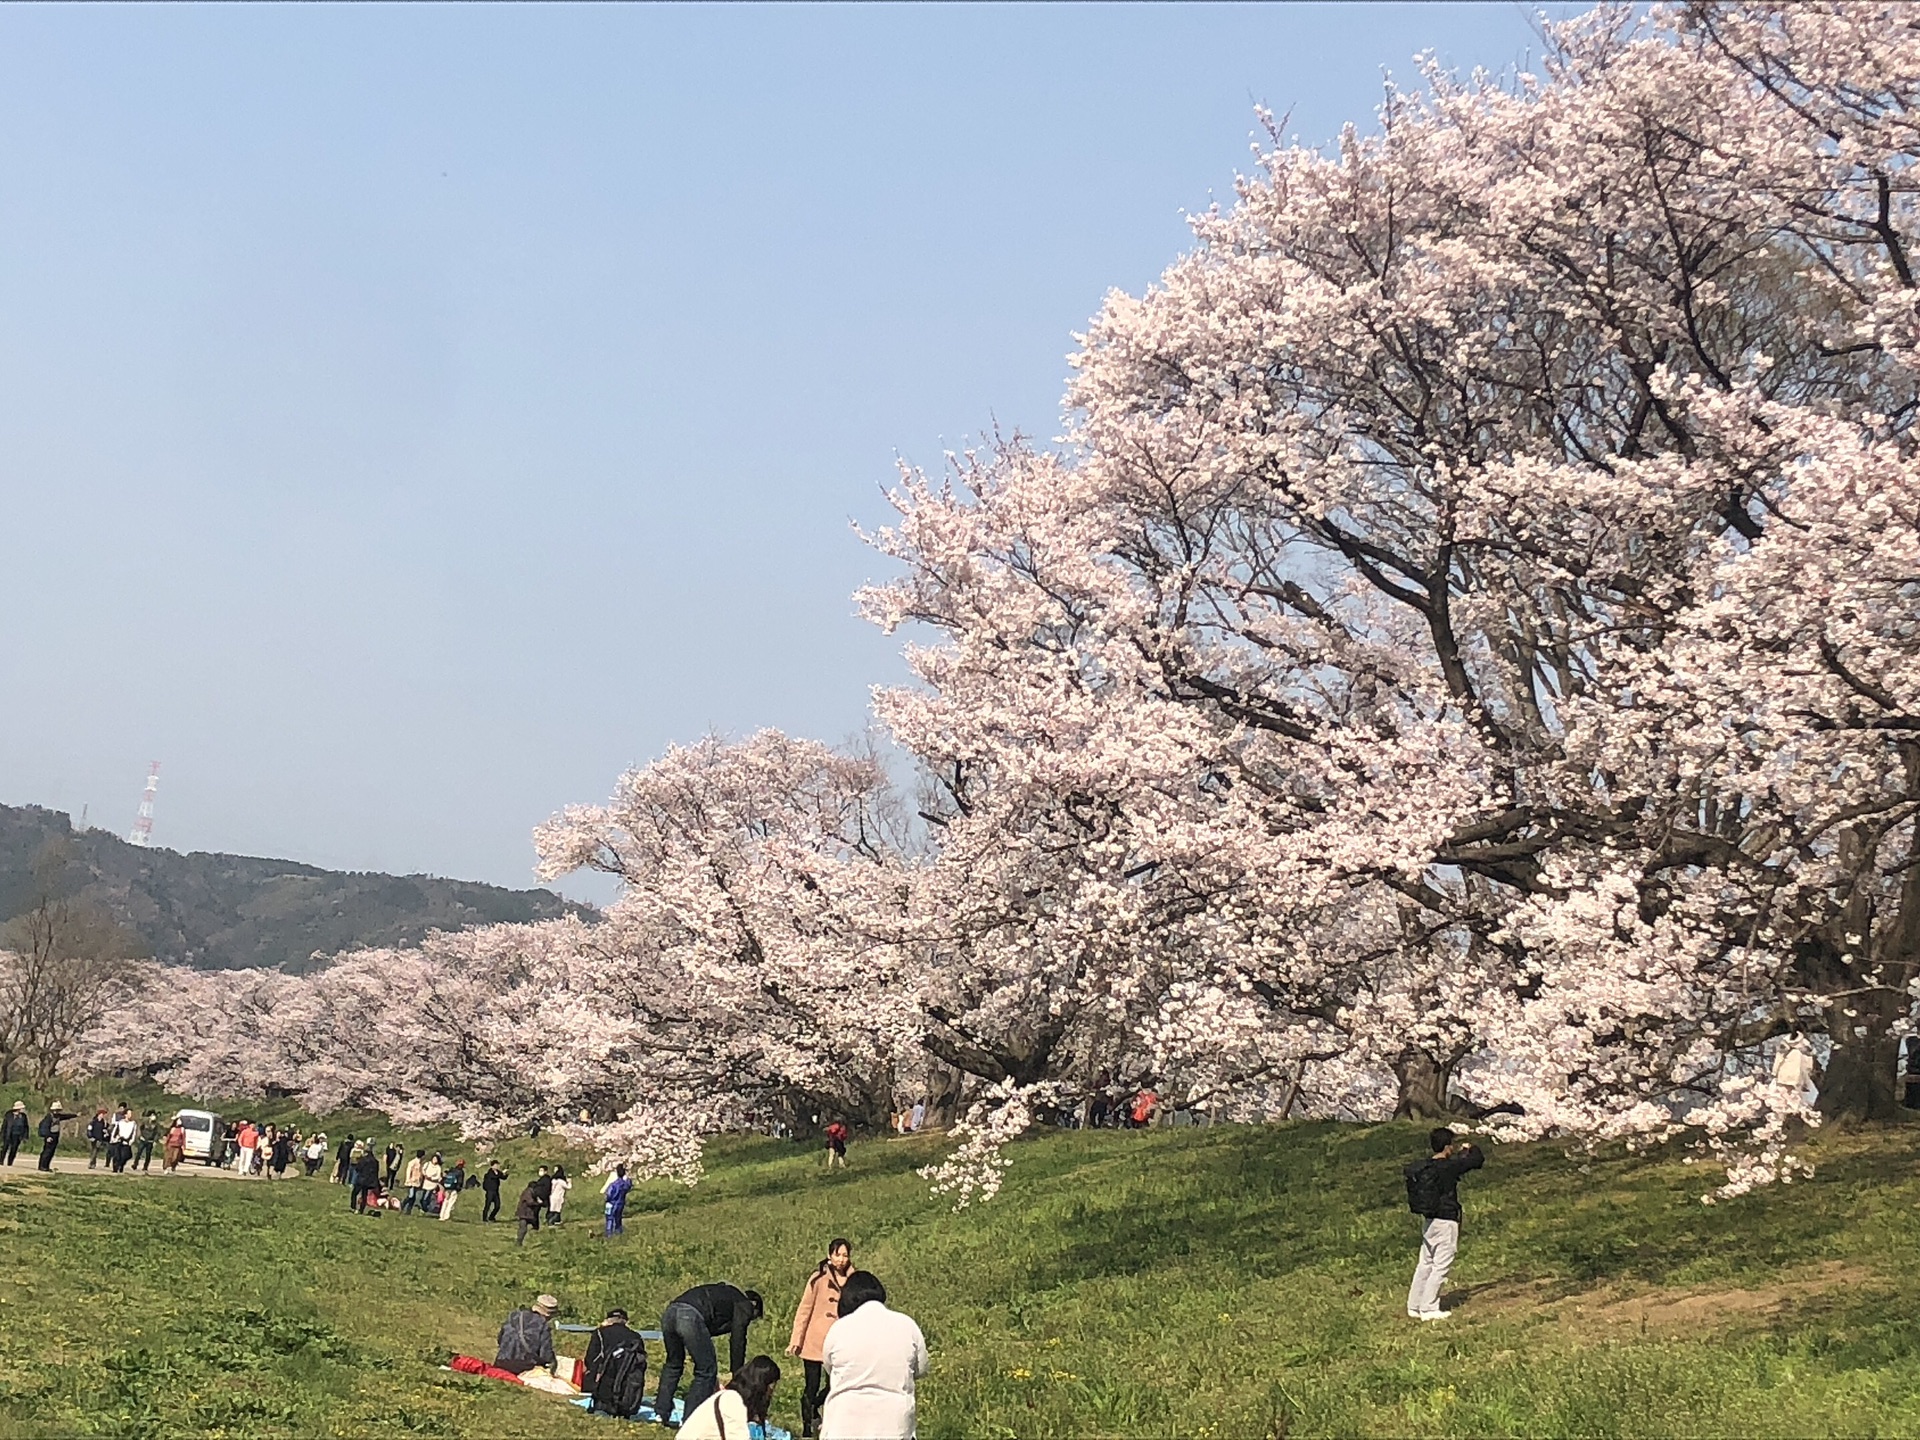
top-left (128, 762), bottom-right (161, 847)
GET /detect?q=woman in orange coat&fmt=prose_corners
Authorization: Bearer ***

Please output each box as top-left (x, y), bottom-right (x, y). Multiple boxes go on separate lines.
top-left (786, 1238), bottom-right (852, 1438)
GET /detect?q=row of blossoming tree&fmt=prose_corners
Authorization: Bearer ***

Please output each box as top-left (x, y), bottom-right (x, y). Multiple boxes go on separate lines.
top-left (70, 3), bottom-right (1920, 1202)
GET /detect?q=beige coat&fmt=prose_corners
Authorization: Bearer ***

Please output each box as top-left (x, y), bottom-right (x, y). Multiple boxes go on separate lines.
top-left (789, 1266), bottom-right (846, 1363)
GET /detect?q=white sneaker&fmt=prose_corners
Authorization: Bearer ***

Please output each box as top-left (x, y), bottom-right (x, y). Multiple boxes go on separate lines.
top-left (1417, 1310), bottom-right (1451, 1322)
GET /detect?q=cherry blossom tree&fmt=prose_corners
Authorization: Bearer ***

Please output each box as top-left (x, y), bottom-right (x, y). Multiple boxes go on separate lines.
top-left (865, 1), bottom-right (1920, 1194)
top-left (69, 2), bottom-right (1920, 1205)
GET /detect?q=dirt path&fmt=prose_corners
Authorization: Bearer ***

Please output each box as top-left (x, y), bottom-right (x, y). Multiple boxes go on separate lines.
top-left (1439, 1259), bottom-right (1881, 1336)
top-left (0, 1152), bottom-right (320, 1183)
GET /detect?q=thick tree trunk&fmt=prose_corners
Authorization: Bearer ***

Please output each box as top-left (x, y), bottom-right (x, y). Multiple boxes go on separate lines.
top-left (1392, 1049), bottom-right (1466, 1121)
top-left (1820, 1001), bottom-right (1905, 1124)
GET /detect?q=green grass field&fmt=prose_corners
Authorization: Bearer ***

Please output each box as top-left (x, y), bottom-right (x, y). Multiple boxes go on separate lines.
top-left (2, 1081), bottom-right (1918, 1438)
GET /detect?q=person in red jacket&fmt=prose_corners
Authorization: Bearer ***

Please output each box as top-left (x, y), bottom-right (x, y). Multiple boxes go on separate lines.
top-left (823, 1122), bottom-right (849, 1171)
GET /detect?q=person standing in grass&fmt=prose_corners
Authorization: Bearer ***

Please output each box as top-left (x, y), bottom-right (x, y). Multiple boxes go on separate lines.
top-left (678, 1355), bottom-right (781, 1440)
top-left (384, 1140), bottom-right (402, 1191)
top-left (1404, 1127), bottom-right (1485, 1322)
top-left (818, 1271), bottom-right (927, 1440)
top-left (421, 1152), bottom-right (445, 1213)
top-left (350, 1145), bottom-right (380, 1213)
top-left (481, 1160), bottom-right (507, 1223)
top-left (333, 1133), bottom-right (354, 1184)
top-left (602, 1164), bottom-right (632, 1237)
top-left (787, 1238), bottom-right (852, 1438)
top-left (514, 1181), bottom-right (544, 1246)
top-left (2, 1102), bottom-right (29, 1166)
top-left (547, 1165), bottom-right (572, 1226)
top-left (401, 1150), bottom-right (425, 1212)
top-left (654, 1284), bottom-right (765, 1421)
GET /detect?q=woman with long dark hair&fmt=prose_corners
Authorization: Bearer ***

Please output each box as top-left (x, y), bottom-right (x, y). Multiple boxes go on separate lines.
top-left (787, 1238), bottom-right (852, 1437)
top-left (676, 1355), bottom-right (781, 1440)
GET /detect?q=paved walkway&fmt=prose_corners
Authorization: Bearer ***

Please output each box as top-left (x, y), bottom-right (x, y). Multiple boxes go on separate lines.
top-left (0, 1152), bottom-right (325, 1183)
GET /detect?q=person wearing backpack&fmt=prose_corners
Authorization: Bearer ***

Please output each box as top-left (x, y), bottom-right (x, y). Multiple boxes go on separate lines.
top-left (1404, 1127), bottom-right (1485, 1321)
top-left (583, 1307), bottom-right (649, 1419)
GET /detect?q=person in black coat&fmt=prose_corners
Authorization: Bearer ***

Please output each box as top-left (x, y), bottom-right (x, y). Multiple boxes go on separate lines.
top-left (350, 1147), bottom-right (381, 1213)
top-left (480, 1161), bottom-right (508, 1223)
top-left (36, 1108), bottom-right (64, 1170)
top-left (1, 1102), bottom-right (30, 1166)
top-left (514, 1183), bottom-right (543, 1246)
top-left (584, 1307), bottom-right (649, 1418)
top-left (655, 1283), bottom-right (764, 1420)
top-left (1404, 1127), bottom-right (1486, 1321)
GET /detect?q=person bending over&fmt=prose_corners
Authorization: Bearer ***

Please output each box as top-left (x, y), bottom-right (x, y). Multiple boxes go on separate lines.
top-left (655, 1283), bottom-right (764, 1420)
top-left (1404, 1126), bottom-right (1485, 1321)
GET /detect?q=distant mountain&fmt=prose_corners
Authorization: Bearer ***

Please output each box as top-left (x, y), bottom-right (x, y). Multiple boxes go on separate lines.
top-left (0, 803), bottom-right (592, 974)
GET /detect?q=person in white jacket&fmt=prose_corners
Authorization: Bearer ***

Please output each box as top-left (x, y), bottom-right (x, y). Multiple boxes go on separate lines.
top-left (678, 1355), bottom-right (781, 1440)
top-left (820, 1272), bottom-right (927, 1440)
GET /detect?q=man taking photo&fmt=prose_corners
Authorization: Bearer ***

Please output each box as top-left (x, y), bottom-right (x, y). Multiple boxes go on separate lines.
top-left (1404, 1126), bottom-right (1485, 1321)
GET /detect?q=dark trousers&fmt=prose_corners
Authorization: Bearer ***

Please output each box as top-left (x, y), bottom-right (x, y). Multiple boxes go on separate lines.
top-left (1, 1135), bottom-right (22, 1165)
top-left (802, 1358), bottom-right (829, 1436)
top-left (108, 1141), bottom-right (131, 1173)
top-left (89, 1139), bottom-right (104, 1168)
top-left (350, 1183), bottom-right (371, 1212)
top-left (38, 1137), bottom-right (58, 1170)
top-left (134, 1140), bottom-right (154, 1171)
top-left (482, 1191), bottom-right (501, 1222)
top-left (655, 1303), bottom-right (720, 1419)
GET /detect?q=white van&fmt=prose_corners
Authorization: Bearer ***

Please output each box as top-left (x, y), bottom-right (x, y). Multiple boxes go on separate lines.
top-left (174, 1109), bottom-right (222, 1164)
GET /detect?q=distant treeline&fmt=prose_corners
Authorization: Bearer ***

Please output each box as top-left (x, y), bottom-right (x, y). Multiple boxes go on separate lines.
top-left (0, 803), bottom-right (589, 974)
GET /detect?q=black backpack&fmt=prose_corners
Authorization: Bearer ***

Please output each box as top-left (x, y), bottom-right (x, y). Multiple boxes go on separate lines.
top-left (1404, 1158), bottom-right (1442, 1216)
top-left (590, 1335), bottom-right (648, 1419)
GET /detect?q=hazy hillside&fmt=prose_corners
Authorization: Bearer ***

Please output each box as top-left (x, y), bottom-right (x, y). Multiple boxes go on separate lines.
top-left (0, 802), bottom-right (590, 973)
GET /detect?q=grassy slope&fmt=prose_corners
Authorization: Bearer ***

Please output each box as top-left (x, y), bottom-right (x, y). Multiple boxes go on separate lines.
top-left (2, 1081), bottom-right (1918, 1439)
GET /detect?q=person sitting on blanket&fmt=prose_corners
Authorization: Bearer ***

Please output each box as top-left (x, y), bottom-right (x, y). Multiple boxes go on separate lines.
top-left (496, 1293), bottom-right (560, 1376)
top-left (679, 1355), bottom-right (782, 1440)
top-left (584, 1307), bottom-right (649, 1418)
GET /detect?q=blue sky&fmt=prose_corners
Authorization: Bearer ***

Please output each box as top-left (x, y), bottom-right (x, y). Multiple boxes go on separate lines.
top-left (0, 3), bottom-right (1565, 897)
